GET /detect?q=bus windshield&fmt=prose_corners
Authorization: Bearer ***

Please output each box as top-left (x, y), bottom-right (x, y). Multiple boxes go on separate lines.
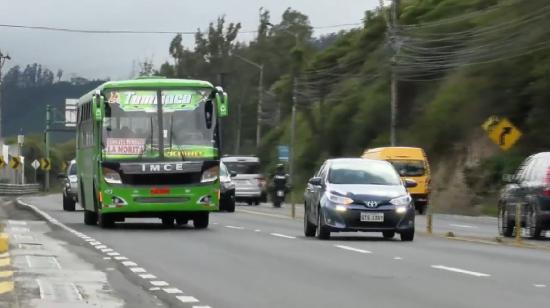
top-left (102, 88), bottom-right (218, 161)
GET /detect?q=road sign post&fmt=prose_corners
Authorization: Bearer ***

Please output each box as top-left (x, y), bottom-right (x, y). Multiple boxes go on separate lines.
top-left (515, 203), bottom-right (522, 246)
top-left (45, 105), bottom-right (51, 191)
top-left (31, 159), bottom-right (40, 183)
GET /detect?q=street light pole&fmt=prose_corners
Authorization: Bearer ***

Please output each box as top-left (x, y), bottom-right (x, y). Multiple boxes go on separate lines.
top-left (390, 0), bottom-right (400, 146)
top-left (0, 51), bottom-right (12, 140)
top-left (232, 54), bottom-right (264, 148)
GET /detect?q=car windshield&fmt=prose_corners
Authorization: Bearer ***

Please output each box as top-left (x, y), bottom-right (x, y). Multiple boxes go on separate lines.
top-left (102, 88), bottom-right (217, 161)
top-left (328, 161), bottom-right (401, 185)
top-left (223, 161), bottom-right (260, 174)
top-left (389, 160), bottom-right (426, 177)
top-left (68, 163), bottom-right (77, 175)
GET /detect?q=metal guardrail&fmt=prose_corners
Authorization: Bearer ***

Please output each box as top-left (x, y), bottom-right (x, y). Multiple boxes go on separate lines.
top-left (0, 183), bottom-right (41, 195)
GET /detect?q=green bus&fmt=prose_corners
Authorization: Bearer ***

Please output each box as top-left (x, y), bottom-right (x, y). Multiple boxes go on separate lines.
top-left (75, 78), bottom-right (228, 228)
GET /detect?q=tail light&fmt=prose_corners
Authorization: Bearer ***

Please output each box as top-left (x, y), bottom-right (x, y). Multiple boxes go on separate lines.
top-left (544, 167), bottom-right (550, 197)
top-left (257, 176), bottom-right (266, 188)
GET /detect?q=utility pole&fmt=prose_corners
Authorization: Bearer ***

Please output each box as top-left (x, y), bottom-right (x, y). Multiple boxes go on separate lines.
top-left (256, 64), bottom-right (264, 147)
top-left (0, 51), bottom-right (11, 140)
top-left (45, 105), bottom-right (51, 191)
top-left (289, 78), bottom-right (297, 218)
top-left (390, 0), bottom-right (400, 146)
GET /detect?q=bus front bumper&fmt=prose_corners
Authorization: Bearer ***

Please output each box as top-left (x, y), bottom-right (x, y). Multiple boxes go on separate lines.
top-left (99, 185), bottom-right (220, 214)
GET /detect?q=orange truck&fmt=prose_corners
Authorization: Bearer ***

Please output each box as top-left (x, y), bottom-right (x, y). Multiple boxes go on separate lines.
top-left (362, 147), bottom-right (431, 214)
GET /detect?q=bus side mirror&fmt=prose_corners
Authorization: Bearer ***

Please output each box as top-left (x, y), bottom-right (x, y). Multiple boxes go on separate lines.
top-left (92, 95), bottom-right (104, 122)
top-left (215, 91), bottom-right (228, 117)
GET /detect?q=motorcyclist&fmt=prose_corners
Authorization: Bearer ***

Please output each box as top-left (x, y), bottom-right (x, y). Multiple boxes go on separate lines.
top-left (271, 164), bottom-right (289, 207)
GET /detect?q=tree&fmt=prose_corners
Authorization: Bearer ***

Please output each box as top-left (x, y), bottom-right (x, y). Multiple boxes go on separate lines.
top-left (56, 69), bottom-right (63, 82)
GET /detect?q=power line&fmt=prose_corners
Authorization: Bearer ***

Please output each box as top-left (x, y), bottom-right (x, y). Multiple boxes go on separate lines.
top-left (0, 21), bottom-right (363, 35)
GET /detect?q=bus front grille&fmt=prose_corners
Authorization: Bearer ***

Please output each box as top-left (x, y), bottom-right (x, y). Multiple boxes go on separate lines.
top-left (134, 197), bottom-right (190, 204)
top-left (121, 172), bottom-right (202, 185)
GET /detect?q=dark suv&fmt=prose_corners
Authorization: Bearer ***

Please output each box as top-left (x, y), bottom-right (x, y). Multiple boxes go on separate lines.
top-left (498, 152), bottom-right (550, 238)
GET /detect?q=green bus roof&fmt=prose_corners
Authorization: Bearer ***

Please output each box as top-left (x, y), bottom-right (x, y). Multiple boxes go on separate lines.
top-left (78, 78), bottom-right (215, 105)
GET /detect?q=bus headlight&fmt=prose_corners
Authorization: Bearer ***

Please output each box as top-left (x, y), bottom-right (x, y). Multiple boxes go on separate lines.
top-left (201, 166), bottom-right (219, 183)
top-left (103, 167), bottom-right (122, 184)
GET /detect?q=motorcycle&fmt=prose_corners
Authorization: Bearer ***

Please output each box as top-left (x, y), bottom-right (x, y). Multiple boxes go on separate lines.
top-left (271, 174), bottom-right (288, 208)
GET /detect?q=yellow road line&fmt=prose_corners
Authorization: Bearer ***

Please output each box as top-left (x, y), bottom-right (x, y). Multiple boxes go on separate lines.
top-left (0, 281), bottom-right (14, 294)
top-left (0, 271), bottom-right (13, 278)
top-left (0, 233), bottom-right (8, 254)
top-left (0, 258), bottom-right (11, 267)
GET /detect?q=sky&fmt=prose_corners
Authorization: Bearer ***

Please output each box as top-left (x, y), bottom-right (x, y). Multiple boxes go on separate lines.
top-left (0, 0), bottom-right (379, 80)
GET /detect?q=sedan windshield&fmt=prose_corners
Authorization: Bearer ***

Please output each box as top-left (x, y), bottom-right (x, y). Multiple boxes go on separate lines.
top-left (328, 161), bottom-right (401, 185)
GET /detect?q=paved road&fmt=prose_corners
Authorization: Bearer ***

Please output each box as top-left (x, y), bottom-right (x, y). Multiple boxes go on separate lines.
top-left (19, 195), bottom-right (550, 308)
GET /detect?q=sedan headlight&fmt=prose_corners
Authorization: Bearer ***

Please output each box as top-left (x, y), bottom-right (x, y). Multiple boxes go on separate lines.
top-left (326, 191), bottom-right (353, 205)
top-left (103, 167), bottom-right (122, 184)
top-left (390, 195), bottom-right (412, 206)
top-left (201, 165), bottom-right (219, 183)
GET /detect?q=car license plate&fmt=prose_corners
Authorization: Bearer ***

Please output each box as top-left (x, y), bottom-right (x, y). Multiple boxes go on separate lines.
top-left (360, 212), bottom-right (384, 222)
top-left (277, 190), bottom-right (284, 197)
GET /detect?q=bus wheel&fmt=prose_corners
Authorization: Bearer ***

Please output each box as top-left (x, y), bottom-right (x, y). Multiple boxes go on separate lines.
top-left (193, 213), bottom-right (209, 229)
top-left (162, 218), bottom-right (175, 228)
top-left (98, 213), bottom-right (115, 228)
top-left (84, 210), bottom-right (97, 225)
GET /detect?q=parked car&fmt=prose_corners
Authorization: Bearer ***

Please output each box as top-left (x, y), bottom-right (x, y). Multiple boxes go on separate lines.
top-left (62, 160), bottom-right (78, 211)
top-left (219, 162), bottom-right (236, 212)
top-left (498, 152), bottom-right (550, 238)
top-left (221, 156), bottom-right (266, 205)
top-left (304, 158), bottom-right (417, 241)
top-left (362, 147), bottom-right (431, 214)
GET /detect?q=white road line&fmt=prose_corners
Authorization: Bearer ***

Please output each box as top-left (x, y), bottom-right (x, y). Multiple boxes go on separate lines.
top-left (84, 238), bottom-right (95, 242)
top-left (149, 287), bottom-right (161, 291)
top-left (107, 252), bottom-right (120, 256)
top-left (270, 233), bottom-right (296, 239)
top-left (89, 241), bottom-right (102, 246)
top-left (534, 284), bottom-right (547, 288)
top-left (254, 229), bottom-right (261, 232)
top-left (192, 306), bottom-right (212, 308)
top-left (103, 257), bottom-right (112, 260)
top-left (130, 267), bottom-right (147, 273)
top-left (393, 257), bottom-right (403, 260)
top-left (101, 248), bottom-right (113, 253)
top-left (449, 224), bottom-right (478, 229)
top-left (8, 220), bottom-right (27, 225)
top-left (225, 225), bottom-right (245, 230)
top-left (71, 283), bottom-right (83, 301)
top-left (150, 281), bottom-right (169, 287)
top-left (334, 245), bottom-right (372, 254)
top-left (122, 261), bottom-right (137, 267)
top-left (114, 256), bottom-right (128, 260)
top-left (139, 274), bottom-right (157, 279)
top-left (163, 288), bottom-right (183, 294)
top-left (35, 279), bottom-right (44, 299)
top-left (431, 265), bottom-right (491, 277)
top-left (51, 257), bottom-right (62, 270)
top-left (177, 296), bottom-right (199, 303)
top-left (25, 255), bottom-right (33, 268)
top-left (95, 245), bottom-right (107, 249)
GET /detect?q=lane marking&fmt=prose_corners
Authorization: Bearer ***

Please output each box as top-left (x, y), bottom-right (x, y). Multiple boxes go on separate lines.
top-left (122, 261), bottom-right (137, 267)
top-left (7, 227), bottom-right (30, 233)
top-left (431, 265), bottom-right (491, 277)
top-left (51, 257), bottom-right (62, 270)
top-left (103, 257), bottom-right (112, 260)
top-left (89, 241), bottom-right (102, 246)
top-left (107, 252), bottom-right (120, 256)
top-left (270, 233), bottom-right (296, 239)
top-left (139, 274), bottom-right (157, 279)
top-left (254, 229), bottom-right (261, 232)
top-left (95, 245), bottom-right (107, 249)
top-left (0, 281), bottom-right (13, 294)
top-left (393, 257), bottom-right (403, 260)
top-left (0, 271), bottom-right (13, 278)
top-left (114, 256), bottom-right (128, 260)
top-left (71, 283), bottom-right (83, 301)
top-left (193, 306), bottom-right (212, 308)
top-left (35, 279), bottom-right (44, 299)
top-left (25, 255), bottom-right (32, 268)
top-left (150, 281), bottom-right (169, 287)
top-left (0, 258), bottom-right (11, 267)
top-left (0, 253), bottom-right (9, 258)
top-left (7, 220), bottom-right (27, 225)
top-left (177, 296), bottom-right (199, 303)
top-left (534, 284), bottom-right (547, 288)
top-left (101, 248), bottom-right (113, 253)
top-left (334, 245), bottom-right (372, 254)
top-left (224, 225), bottom-right (245, 230)
top-left (163, 288), bottom-right (183, 294)
top-left (149, 287), bottom-right (161, 291)
top-left (449, 224), bottom-right (478, 229)
top-left (130, 267), bottom-right (147, 273)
